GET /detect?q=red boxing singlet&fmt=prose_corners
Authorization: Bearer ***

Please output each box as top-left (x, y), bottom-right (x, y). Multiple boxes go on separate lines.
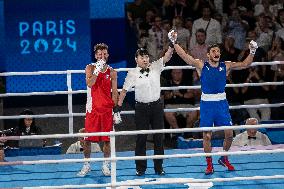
top-left (85, 66), bottom-right (114, 142)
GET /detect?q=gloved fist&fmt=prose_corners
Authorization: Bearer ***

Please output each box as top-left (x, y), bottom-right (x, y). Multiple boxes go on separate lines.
top-left (113, 105), bottom-right (122, 125)
top-left (249, 40), bottom-right (258, 55)
top-left (168, 29), bottom-right (177, 45)
top-left (93, 59), bottom-right (106, 76)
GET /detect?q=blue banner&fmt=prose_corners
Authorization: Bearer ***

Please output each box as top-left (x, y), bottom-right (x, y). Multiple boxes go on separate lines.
top-left (4, 0), bottom-right (91, 92)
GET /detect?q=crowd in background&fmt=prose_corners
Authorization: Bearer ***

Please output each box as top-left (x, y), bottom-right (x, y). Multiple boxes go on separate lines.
top-left (126, 0), bottom-right (284, 130)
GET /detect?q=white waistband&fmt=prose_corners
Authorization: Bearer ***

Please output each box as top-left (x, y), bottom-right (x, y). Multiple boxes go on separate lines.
top-left (201, 92), bottom-right (226, 101)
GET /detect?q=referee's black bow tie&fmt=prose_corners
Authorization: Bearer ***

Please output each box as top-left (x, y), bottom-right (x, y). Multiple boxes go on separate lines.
top-left (248, 136), bottom-right (257, 140)
top-left (140, 67), bottom-right (150, 74)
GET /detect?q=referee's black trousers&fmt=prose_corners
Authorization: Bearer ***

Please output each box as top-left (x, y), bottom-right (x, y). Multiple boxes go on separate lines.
top-left (134, 99), bottom-right (164, 172)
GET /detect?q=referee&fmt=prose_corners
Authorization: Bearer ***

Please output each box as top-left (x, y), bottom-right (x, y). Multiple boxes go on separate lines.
top-left (118, 42), bottom-right (174, 176)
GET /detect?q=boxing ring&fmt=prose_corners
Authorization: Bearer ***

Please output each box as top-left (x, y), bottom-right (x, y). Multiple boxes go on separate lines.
top-left (0, 61), bottom-right (284, 188)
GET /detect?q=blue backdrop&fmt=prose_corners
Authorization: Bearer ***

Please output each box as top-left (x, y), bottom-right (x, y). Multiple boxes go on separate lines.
top-left (2, 0), bottom-right (127, 92)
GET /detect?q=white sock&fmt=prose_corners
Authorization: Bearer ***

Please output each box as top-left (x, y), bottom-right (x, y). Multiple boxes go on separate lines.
top-left (103, 160), bottom-right (110, 165)
top-left (84, 161), bottom-right (90, 166)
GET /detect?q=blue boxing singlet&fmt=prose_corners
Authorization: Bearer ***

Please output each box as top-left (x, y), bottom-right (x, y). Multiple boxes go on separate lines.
top-left (199, 61), bottom-right (232, 127)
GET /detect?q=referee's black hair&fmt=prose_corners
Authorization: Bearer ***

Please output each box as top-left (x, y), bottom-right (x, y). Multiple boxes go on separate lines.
top-left (135, 48), bottom-right (149, 58)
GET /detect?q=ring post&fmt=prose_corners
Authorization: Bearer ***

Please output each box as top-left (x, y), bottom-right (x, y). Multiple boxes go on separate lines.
top-left (67, 70), bottom-right (73, 134)
top-left (110, 130), bottom-right (117, 189)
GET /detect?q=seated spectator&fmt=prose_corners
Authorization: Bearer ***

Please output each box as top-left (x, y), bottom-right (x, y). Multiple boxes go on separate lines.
top-left (66, 128), bottom-right (101, 154)
top-left (221, 35), bottom-right (241, 61)
top-left (0, 134), bottom-right (6, 161)
top-left (0, 128), bottom-right (14, 161)
top-left (16, 109), bottom-right (46, 147)
top-left (164, 69), bottom-right (198, 139)
top-left (232, 118), bottom-right (272, 147)
top-left (270, 64), bottom-right (284, 120)
top-left (242, 66), bottom-right (271, 121)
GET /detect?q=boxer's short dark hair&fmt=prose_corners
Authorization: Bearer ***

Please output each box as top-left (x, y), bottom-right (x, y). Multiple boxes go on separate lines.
top-left (207, 44), bottom-right (220, 53)
top-left (94, 43), bottom-right (108, 53)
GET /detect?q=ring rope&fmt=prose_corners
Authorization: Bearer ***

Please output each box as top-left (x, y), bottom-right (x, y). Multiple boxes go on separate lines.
top-left (1, 148), bottom-right (284, 166)
top-left (0, 81), bottom-right (283, 97)
top-left (19, 175), bottom-right (284, 189)
top-left (2, 123), bottom-right (284, 141)
top-left (0, 102), bottom-right (283, 120)
top-left (0, 61), bottom-right (283, 77)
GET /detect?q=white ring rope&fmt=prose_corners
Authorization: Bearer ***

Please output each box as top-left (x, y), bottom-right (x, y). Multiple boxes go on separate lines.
top-left (0, 81), bottom-right (283, 97)
top-left (0, 61), bottom-right (283, 77)
top-left (0, 102), bottom-right (283, 119)
top-left (2, 123), bottom-right (284, 141)
top-left (19, 175), bottom-right (284, 189)
top-left (1, 147), bottom-right (284, 166)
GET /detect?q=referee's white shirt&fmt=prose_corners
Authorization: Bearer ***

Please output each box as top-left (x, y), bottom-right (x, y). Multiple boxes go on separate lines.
top-left (123, 57), bottom-right (164, 103)
top-left (232, 131), bottom-right (272, 147)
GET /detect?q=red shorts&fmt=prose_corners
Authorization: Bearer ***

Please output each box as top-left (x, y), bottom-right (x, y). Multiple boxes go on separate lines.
top-left (85, 109), bottom-right (113, 142)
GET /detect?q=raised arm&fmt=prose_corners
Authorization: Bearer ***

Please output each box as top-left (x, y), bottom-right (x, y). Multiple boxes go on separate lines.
top-left (168, 29), bottom-right (203, 69)
top-left (163, 46), bottom-right (174, 64)
top-left (226, 40), bottom-right (258, 71)
top-left (174, 43), bottom-right (203, 69)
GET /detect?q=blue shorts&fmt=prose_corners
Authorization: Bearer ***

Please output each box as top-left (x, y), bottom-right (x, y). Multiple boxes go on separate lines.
top-left (199, 100), bottom-right (232, 127)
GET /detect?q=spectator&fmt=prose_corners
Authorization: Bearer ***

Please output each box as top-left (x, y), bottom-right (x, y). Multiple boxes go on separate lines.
top-left (221, 35), bottom-right (241, 61)
top-left (162, 0), bottom-right (192, 21)
top-left (147, 16), bottom-right (167, 61)
top-left (192, 0), bottom-right (216, 19)
top-left (0, 134), bottom-right (6, 161)
top-left (190, 6), bottom-right (222, 50)
top-left (242, 67), bottom-right (271, 121)
top-left (255, 14), bottom-right (274, 51)
top-left (173, 16), bottom-right (190, 51)
top-left (226, 73), bottom-right (248, 126)
top-left (270, 64), bottom-right (284, 120)
top-left (16, 109), bottom-right (46, 147)
top-left (126, 0), bottom-right (155, 27)
top-left (275, 8), bottom-right (284, 31)
top-left (190, 28), bottom-right (208, 61)
top-left (232, 118), bottom-right (272, 146)
top-left (164, 69), bottom-right (198, 139)
top-left (16, 109), bottom-right (43, 136)
top-left (137, 23), bottom-right (149, 49)
top-left (66, 128), bottom-right (101, 154)
top-left (225, 8), bottom-right (248, 50)
top-left (254, 0), bottom-right (274, 18)
top-left (0, 127), bottom-right (16, 161)
top-left (184, 17), bottom-right (193, 38)
top-left (267, 37), bottom-right (284, 63)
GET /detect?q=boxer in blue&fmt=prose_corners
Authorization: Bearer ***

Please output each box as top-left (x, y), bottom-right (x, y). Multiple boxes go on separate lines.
top-left (168, 30), bottom-right (258, 174)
